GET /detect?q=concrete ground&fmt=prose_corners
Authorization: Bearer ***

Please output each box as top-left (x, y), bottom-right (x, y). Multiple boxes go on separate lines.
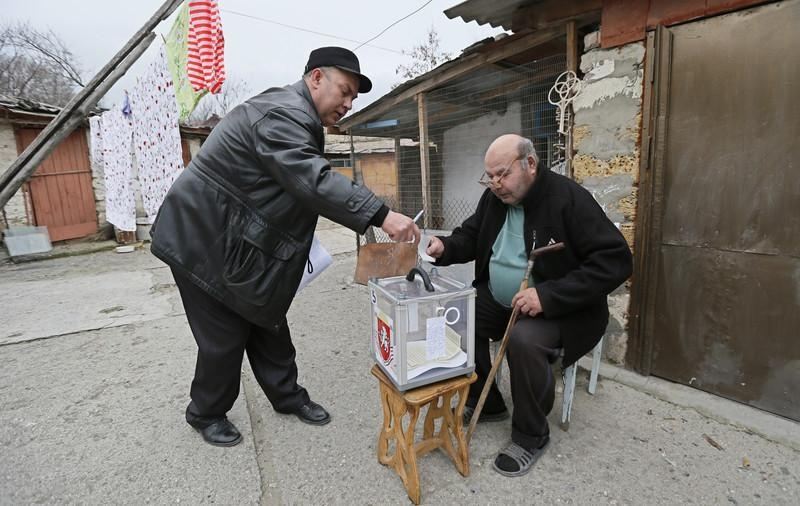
top-left (1, 223), bottom-right (798, 505)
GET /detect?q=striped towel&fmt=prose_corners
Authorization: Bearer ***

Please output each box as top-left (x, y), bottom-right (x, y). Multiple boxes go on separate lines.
top-left (187, 0), bottom-right (226, 93)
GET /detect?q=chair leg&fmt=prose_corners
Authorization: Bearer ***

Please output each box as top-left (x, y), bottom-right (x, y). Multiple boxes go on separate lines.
top-left (491, 340), bottom-right (504, 385)
top-left (588, 336), bottom-right (604, 395)
top-left (560, 362), bottom-right (576, 431)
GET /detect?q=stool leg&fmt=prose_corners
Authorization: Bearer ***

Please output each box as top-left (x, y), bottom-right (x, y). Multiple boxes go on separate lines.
top-left (450, 384), bottom-right (471, 476)
top-left (376, 384), bottom-right (421, 504)
top-left (423, 397), bottom-right (438, 440)
top-left (424, 389), bottom-right (469, 477)
top-left (376, 383), bottom-right (396, 466)
top-left (402, 406), bottom-right (422, 505)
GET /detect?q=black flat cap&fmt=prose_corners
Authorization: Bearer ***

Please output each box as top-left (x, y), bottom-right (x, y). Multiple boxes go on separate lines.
top-left (304, 46), bottom-right (372, 93)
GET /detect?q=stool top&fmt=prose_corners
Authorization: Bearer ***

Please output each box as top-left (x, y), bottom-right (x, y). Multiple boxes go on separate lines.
top-left (371, 364), bottom-right (477, 405)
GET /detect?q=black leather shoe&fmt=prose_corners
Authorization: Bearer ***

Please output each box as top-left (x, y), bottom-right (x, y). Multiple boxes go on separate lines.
top-left (189, 418), bottom-right (243, 447)
top-left (292, 400), bottom-right (331, 425)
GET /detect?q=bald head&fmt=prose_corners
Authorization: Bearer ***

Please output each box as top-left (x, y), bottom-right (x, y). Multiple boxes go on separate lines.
top-left (482, 134), bottom-right (539, 205)
top-left (485, 134), bottom-right (539, 167)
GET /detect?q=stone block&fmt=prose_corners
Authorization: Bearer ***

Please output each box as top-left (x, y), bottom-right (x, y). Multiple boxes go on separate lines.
top-left (584, 30), bottom-right (601, 51)
top-left (618, 188), bottom-right (638, 221)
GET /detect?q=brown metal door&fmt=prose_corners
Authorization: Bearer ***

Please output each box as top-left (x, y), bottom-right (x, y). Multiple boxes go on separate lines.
top-left (646, 1), bottom-right (800, 420)
top-left (16, 127), bottom-right (98, 241)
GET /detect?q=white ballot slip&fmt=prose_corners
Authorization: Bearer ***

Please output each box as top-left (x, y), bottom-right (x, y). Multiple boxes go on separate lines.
top-left (418, 234), bottom-right (436, 263)
top-left (296, 235), bottom-right (333, 293)
top-left (425, 316), bottom-right (447, 360)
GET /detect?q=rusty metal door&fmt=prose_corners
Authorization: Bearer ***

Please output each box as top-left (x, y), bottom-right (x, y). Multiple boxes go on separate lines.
top-left (16, 127), bottom-right (98, 241)
top-left (644, 1), bottom-right (800, 420)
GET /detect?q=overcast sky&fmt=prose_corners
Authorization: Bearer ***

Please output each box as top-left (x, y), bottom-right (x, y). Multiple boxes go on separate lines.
top-left (5, 0), bottom-right (504, 114)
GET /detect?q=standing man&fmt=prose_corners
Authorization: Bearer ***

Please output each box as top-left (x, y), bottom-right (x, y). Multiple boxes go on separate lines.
top-left (151, 47), bottom-right (419, 447)
top-left (426, 134), bottom-right (631, 476)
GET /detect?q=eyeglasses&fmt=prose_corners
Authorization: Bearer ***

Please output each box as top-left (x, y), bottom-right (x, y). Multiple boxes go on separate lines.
top-left (478, 159), bottom-right (520, 188)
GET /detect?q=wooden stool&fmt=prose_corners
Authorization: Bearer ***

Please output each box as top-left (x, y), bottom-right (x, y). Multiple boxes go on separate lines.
top-left (371, 364), bottom-right (477, 504)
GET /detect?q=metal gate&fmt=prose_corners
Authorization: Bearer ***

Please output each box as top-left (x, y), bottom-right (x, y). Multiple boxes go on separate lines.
top-left (633, 1), bottom-right (800, 421)
top-left (16, 127), bottom-right (98, 241)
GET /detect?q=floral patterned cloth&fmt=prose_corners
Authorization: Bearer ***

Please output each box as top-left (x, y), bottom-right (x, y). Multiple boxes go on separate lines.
top-left (129, 44), bottom-right (185, 224)
top-left (165, 1), bottom-right (207, 121)
top-left (91, 111), bottom-right (136, 231)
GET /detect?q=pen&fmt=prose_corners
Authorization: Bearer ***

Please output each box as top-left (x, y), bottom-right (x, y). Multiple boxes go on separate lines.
top-left (413, 210), bottom-right (424, 223)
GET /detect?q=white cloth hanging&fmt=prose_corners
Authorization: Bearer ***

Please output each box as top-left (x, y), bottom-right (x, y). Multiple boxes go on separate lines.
top-left (94, 110), bottom-right (136, 231)
top-left (129, 44), bottom-right (185, 224)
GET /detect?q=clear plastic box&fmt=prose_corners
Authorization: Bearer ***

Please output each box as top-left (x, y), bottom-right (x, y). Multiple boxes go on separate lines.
top-left (369, 267), bottom-right (475, 391)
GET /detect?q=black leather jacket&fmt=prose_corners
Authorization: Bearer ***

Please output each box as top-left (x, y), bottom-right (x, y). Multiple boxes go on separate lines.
top-left (151, 81), bottom-right (384, 326)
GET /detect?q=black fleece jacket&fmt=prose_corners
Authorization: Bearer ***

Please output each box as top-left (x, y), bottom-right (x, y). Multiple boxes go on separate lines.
top-left (435, 165), bottom-right (633, 366)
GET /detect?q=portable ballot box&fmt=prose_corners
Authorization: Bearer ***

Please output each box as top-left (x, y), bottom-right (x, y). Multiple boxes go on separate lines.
top-left (369, 267), bottom-right (475, 391)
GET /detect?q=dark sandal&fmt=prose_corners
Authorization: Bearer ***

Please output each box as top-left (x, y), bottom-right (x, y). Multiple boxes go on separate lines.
top-left (492, 440), bottom-right (549, 477)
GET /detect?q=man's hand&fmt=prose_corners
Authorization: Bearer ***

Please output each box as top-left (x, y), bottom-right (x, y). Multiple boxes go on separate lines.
top-left (425, 236), bottom-right (445, 259)
top-left (381, 210), bottom-right (420, 243)
top-left (512, 287), bottom-right (542, 317)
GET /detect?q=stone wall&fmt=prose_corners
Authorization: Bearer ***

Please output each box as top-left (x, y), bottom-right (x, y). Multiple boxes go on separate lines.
top-left (86, 128), bottom-right (108, 232)
top-left (571, 37), bottom-right (645, 364)
top-left (0, 121), bottom-right (30, 230)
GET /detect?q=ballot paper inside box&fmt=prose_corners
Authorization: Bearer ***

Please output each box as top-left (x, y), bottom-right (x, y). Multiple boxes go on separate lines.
top-left (369, 267), bottom-right (475, 391)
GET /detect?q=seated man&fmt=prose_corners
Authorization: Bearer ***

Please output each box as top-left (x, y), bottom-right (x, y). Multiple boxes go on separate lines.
top-left (426, 133), bottom-right (632, 477)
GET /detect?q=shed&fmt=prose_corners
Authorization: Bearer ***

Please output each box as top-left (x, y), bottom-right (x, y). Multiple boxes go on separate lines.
top-left (432, 0), bottom-right (799, 421)
top-left (0, 95), bottom-right (212, 242)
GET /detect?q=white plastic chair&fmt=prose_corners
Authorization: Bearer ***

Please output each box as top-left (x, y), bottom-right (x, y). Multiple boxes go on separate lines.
top-left (491, 335), bottom-right (604, 431)
top-left (559, 336), bottom-right (604, 430)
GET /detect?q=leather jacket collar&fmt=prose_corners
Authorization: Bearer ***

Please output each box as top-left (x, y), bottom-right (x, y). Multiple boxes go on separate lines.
top-left (290, 80), bottom-right (321, 125)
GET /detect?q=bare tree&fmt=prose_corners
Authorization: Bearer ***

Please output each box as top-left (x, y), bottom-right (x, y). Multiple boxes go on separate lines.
top-left (395, 27), bottom-right (452, 83)
top-left (188, 76), bottom-right (252, 123)
top-left (0, 22), bottom-right (84, 106)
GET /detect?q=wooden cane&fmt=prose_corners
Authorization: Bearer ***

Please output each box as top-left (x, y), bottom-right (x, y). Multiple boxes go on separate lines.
top-left (465, 239), bottom-right (565, 444)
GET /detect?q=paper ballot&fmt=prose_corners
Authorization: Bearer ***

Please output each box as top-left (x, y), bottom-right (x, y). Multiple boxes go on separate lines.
top-left (418, 235), bottom-right (436, 263)
top-left (406, 326), bottom-right (467, 380)
top-left (296, 235), bottom-right (333, 293)
top-left (425, 316), bottom-right (446, 360)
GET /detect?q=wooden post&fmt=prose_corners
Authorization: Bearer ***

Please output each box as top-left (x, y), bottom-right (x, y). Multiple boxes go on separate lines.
top-left (416, 93), bottom-right (431, 229)
top-left (567, 20), bottom-right (579, 73)
top-left (394, 137), bottom-right (402, 211)
top-left (565, 20), bottom-right (579, 180)
top-left (0, 0), bottom-right (184, 208)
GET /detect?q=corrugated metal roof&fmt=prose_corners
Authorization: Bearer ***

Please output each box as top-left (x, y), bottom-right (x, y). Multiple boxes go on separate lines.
top-left (444, 0), bottom-right (541, 30)
top-left (0, 94), bottom-right (63, 116)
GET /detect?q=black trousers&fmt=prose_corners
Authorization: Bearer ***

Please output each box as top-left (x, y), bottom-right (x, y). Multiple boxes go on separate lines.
top-left (172, 269), bottom-right (309, 420)
top-left (470, 283), bottom-right (562, 451)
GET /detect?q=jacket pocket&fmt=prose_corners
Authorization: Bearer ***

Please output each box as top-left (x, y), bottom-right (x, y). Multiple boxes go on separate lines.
top-left (222, 212), bottom-right (299, 307)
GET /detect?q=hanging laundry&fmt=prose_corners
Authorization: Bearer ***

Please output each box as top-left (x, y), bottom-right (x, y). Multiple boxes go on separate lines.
top-left (187, 0), bottom-right (226, 94)
top-left (121, 91), bottom-right (132, 117)
top-left (165, 0), bottom-right (207, 121)
top-left (129, 44), bottom-right (185, 224)
top-left (93, 110), bottom-right (136, 232)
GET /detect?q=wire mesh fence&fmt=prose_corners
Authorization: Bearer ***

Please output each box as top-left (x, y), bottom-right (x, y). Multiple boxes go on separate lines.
top-left (332, 53), bottom-right (567, 245)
